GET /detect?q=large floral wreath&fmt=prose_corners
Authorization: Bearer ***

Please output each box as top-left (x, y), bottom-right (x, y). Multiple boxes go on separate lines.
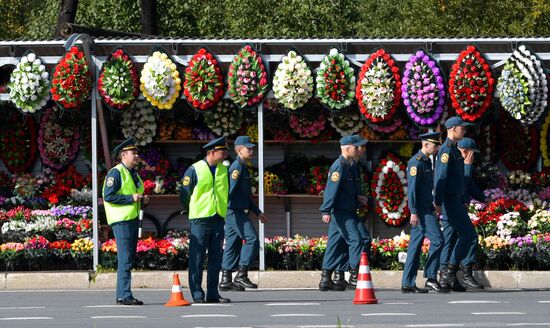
top-left (183, 48), bottom-right (224, 111)
top-left (356, 49), bottom-right (401, 123)
top-left (541, 112), bottom-right (550, 167)
top-left (370, 153), bottom-right (409, 226)
top-left (98, 48), bottom-right (140, 111)
top-left (402, 50), bottom-right (445, 127)
top-left (228, 45), bottom-right (269, 108)
top-left (497, 111), bottom-right (539, 171)
top-left (289, 106), bottom-right (325, 138)
top-left (121, 101), bottom-right (157, 146)
top-left (38, 105), bottom-right (80, 170)
top-left (273, 50), bottom-right (314, 110)
top-left (449, 45), bottom-right (494, 123)
top-left (316, 48), bottom-right (356, 110)
top-left (0, 106), bottom-right (37, 173)
top-left (203, 99), bottom-right (244, 137)
top-left (327, 109), bottom-right (364, 137)
top-left (8, 52), bottom-right (50, 113)
top-left (140, 50), bottom-right (181, 110)
top-left (51, 46), bottom-right (92, 110)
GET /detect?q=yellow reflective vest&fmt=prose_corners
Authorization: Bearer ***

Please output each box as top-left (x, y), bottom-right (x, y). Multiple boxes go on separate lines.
top-left (188, 161), bottom-right (229, 219)
top-left (102, 164), bottom-right (144, 225)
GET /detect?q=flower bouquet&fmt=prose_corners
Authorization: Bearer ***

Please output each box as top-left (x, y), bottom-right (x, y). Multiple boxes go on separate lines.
top-left (371, 153), bottom-right (409, 226)
top-left (13, 173), bottom-right (39, 200)
top-left (183, 48), bottom-right (224, 111)
top-left (8, 52), bottom-right (50, 113)
top-left (228, 45), bottom-right (269, 108)
top-left (50, 46), bottom-right (92, 110)
top-left (307, 165), bottom-right (329, 195)
top-left (402, 50), bottom-right (445, 127)
top-left (50, 240), bottom-right (72, 261)
top-left (449, 45), bottom-right (494, 123)
top-left (24, 235), bottom-right (51, 264)
top-left (356, 49), bottom-right (401, 123)
top-left (121, 101), bottom-right (157, 146)
top-left (97, 48), bottom-right (140, 111)
top-left (38, 106), bottom-right (80, 170)
top-left (316, 48), bottom-right (356, 110)
top-left (264, 172), bottom-right (287, 195)
top-left (54, 217), bottom-right (79, 241)
top-left (99, 238), bottom-right (117, 269)
top-left (0, 107), bottom-right (37, 173)
top-left (497, 111), bottom-right (539, 171)
top-left (203, 99), bottom-right (244, 136)
top-left (273, 50), bottom-right (314, 110)
top-left (70, 237), bottom-right (93, 269)
top-left (327, 108), bottom-right (364, 137)
top-left (140, 50), bottom-right (181, 110)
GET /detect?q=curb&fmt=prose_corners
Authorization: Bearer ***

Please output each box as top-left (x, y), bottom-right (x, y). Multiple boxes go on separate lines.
top-left (3, 271), bottom-right (550, 290)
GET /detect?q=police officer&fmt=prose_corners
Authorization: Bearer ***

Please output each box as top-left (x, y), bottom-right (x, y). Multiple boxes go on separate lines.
top-left (439, 137), bottom-right (485, 290)
top-left (179, 136), bottom-right (231, 303)
top-left (435, 116), bottom-right (482, 291)
top-left (401, 132), bottom-right (449, 293)
top-left (319, 135), bottom-right (371, 291)
top-left (219, 136), bottom-right (268, 292)
top-left (102, 138), bottom-right (147, 305)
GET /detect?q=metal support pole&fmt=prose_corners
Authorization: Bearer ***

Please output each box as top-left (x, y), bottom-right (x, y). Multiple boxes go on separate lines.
top-left (258, 102), bottom-right (265, 271)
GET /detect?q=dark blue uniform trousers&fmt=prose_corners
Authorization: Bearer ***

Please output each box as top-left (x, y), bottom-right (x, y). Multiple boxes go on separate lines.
top-left (221, 209), bottom-right (259, 270)
top-left (401, 210), bottom-right (443, 287)
top-left (188, 216), bottom-right (225, 301)
top-left (442, 194), bottom-right (477, 266)
top-left (322, 210), bottom-right (371, 271)
top-left (111, 218), bottom-right (139, 301)
top-left (439, 219), bottom-right (458, 271)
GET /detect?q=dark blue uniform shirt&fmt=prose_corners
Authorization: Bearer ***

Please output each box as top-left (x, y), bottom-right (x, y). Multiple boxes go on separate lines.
top-left (464, 163), bottom-right (485, 203)
top-left (103, 164), bottom-right (141, 205)
top-left (228, 157), bottom-right (262, 215)
top-left (407, 150), bottom-right (435, 215)
top-left (434, 138), bottom-right (465, 206)
top-left (320, 156), bottom-right (361, 214)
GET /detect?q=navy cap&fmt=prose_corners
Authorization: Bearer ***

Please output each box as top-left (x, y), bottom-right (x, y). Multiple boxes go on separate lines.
top-left (113, 137), bottom-right (137, 156)
top-left (234, 135), bottom-right (256, 148)
top-left (457, 137), bottom-right (480, 152)
top-left (203, 136), bottom-right (228, 151)
top-left (445, 116), bottom-right (474, 129)
top-left (351, 134), bottom-right (368, 147)
top-left (419, 132), bottom-right (442, 145)
top-left (340, 135), bottom-right (368, 146)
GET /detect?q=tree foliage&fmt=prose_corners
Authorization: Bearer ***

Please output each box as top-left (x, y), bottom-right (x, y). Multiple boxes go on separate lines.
top-left (1, 0), bottom-right (549, 40)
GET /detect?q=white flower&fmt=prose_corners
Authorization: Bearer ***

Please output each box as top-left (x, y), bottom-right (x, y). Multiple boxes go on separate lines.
top-left (8, 52), bottom-right (50, 113)
top-left (273, 51), bottom-right (313, 110)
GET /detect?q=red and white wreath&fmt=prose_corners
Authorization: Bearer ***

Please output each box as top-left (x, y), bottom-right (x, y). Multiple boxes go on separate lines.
top-left (370, 153), bottom-right (409, 226)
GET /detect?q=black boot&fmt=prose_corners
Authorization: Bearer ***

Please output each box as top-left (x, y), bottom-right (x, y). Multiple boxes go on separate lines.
top-left (460, 264), bottom-right (484, 290)
top-left (234, 266), bottom-right (258, 289)
top-left (331, 271), bottom-right (347, 291)
top-left (319, 269), bottom-right (334, 291)
top-left (219, 270), bottom-right (244, 291)
top-left (440, 264), bottom-right (466, 292)
top-left (347, 269), bottom-right (358, 290)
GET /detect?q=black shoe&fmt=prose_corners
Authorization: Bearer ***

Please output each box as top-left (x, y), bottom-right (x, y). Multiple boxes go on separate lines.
top-left (452, 280), bottom-right (467, 292)
top-left (206, 297), bottom-right (231, 303)
top-left (332, 271), bottom-right (349, 291)
top-left (347, 269), bottom-right (358, 290)
top-left (193, 298), bottom-right (206, 304)
top-left (119, 297), bottom-right (143, 305)
top-left (460, 264), bottom-right (484, 290)
top-left (219, 270), bottom-right (245, 291)
top-left (401, 286), bottom-right (428, 293)
top-left (425, 279), bottom-right (451, 293)
top-left (234, 266), bottom-right (258, 289)
top-left (319, 269), bottom-right (334, 291)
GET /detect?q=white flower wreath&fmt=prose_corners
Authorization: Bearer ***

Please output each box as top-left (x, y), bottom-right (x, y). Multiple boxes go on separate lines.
top-left (8, 52), bottom-right (50, 113)
top-left (203, 100), bottom-right (244, 137)
top-left (327, 111), bottom-right (364, 136)
top-left (372, 154), bottom-right (409, 226)
top-left (272, 51), bottom-right (314, 110)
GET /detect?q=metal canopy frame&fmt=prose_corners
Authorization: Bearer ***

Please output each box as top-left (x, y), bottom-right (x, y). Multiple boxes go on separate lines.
top-left (1, 37), bottom-right (550, 271)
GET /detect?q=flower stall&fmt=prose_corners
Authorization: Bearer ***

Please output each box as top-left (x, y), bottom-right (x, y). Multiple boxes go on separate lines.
top-left (1, 37), bottom-right (550, 272)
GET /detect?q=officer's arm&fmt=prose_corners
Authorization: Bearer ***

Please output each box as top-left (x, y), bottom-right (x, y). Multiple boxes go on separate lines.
top-left (434, 152), bottom-right (449, 206)
top-left (228, 162), bottom-right (242, 198)
top-left (319, 166), bottom-right (342, 215)
top-left (464, 164), bottom-right (485, 202)
top-left (178, 167), bottom-right (197, 209)
top-left (407, 163), bottom-right (418, 215)
top-left (103, 169), bottom-right (133, 205)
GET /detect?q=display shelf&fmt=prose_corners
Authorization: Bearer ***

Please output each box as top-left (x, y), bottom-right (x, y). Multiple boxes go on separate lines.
top-left (113, 139), bottom-right (421, 145)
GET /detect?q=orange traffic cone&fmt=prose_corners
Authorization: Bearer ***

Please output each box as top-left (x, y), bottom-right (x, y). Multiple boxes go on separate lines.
top-left (353, 252), bottom-right (378, 304)
top-left (165, 273), bottom-right (191, 307)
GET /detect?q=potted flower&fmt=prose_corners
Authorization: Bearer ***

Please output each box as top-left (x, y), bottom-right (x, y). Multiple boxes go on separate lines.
top-left (50, 46), bottom-right (92, 110)
top-left (316, 48), bottom-right (356, 110)
top-left (24, 235), bottom-right (51, 266)
top-left (140, 50), bottom-right (181, 110)
top-left (70, 237), bottom-right (93, 269)
top-left (0, 242), bottom-right (24, 270)
top-left (228, 45), bottom-right (269, 108)
top-left (121, 101), bottom-right (157, 146)
top-left (8, 52), bottom-right (49, 113)
top-left (371, 153), bottom-right (409, 226)
top-left (98, 48), bottom-right (140, 111)
top-left (183, 48), bottom-right (224, 111)
top-left (203, 99), bottom-right (244, 137)
top-left (273, 50), bottom-right (313, 110)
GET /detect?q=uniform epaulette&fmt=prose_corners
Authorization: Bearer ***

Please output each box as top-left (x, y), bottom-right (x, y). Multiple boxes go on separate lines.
top-left (416, 156), bottom-right (422, 161)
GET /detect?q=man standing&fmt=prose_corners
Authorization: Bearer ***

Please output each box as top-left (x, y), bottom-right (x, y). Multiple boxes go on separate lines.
top-left (435, 116), bottom-right (483, 291)
top-left (319, 135), bottom-right (371, 291)
top-left (179, 136), bottom-right (231, 303)
top-left (219, 136), bottom-right (268, 291)
top-left (103, 138), bottom-right (147, 305)
top-left (401, 132), bottom-right (449, 293)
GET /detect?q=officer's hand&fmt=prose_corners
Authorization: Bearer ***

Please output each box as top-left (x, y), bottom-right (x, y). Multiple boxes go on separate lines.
top-left (143, 195), bottom-right (150, 205)
top-left (410, 213), bottom-right (419, 226)
top-left (258, 213), bottom-right (267, 223)
top-left (322, 214), bottom-right (331, 224)
top-left (357, 195), bottom-right (368, 206)
top-left (132, 194), bottom-right (142, 202)
top-left (464, 150), bottom-right (474, 164)
top-left (434, 205), bottom-right (442, 216)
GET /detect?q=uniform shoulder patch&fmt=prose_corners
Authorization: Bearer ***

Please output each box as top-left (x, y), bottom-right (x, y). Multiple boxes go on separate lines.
top-left (441, 153), bottom-right (449, 164)
top-left (231, 169), bottom-right (239, 180)
top-left (410, 166), bottom-right (417, 176)
top-left (182, 176), bottom-right (191, 186)
top-left (331, 171), bottom-right (340, 182)
top-left (106, 176), bottom-right (114, 187)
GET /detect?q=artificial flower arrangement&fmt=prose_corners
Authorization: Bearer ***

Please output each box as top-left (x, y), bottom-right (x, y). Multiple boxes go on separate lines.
top-left (245, 124), bottom-right (258, 143)
top-left (307, 165), bottom-right (329, 195)
top-left (316, 48), bottom-right (356, 110)
top-left (327, 109), bottom-right (364, 136)
top-left (0, 106), bottom-right (38, 173)
top-left (121, 101), bottom-right (157, 146)
top-left (496, 45), bottom-right (548, 124)
top-left (8, 52), bottom-right (50, 113)
top-left (140, 50), bottom-right (181, 110)
top-left (401, 50), bottom-right (445, 127)
top-left (449, 45), bottom-right (494, 123)
top-left (203, 99), bottom-right (244, 136)
top-left (371, 153), bottom-right (409, 226)
top-left (97, 48), bottom-right (140, 110)
top-left (272, 50), bottom-right (314, 110)
top-left (356, 49), bottom-right (401, 123)
top-left (541, 112), bottom-right (550, 167)
top-left (264, 171), bottom-right (287, 195)
top-left (289, 105), bottom-right (326, 138)
top-left (37, 105), bottom-right (80, 170)
top-left (497, 111), bottom-right (539, 172)
top-left (50, 46), bottom-right (92, 110)
top-left (263, 99), bottom-right (295, 143)
top-left (183, 48), bottom-right (224, 111)
top-left (228, 45), bottom-right (269, 108)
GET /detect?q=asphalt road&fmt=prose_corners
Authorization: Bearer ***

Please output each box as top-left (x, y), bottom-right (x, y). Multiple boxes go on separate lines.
top-left (0, 288), bottom-right (549, 328)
